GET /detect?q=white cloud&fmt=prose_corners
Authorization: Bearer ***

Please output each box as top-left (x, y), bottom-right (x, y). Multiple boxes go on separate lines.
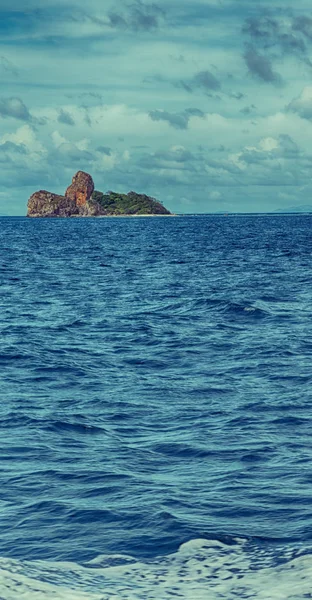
top-left (228, 152), bottom-right (247, 170)
top-left (288, 86), bottom-right (312, 120)
top-left (209, 190), bottom-right (222, 200)
top-left (1, 125), bottom-right (46, 157)
top-left (76, 138), bottom-right (90, 151)
top-left (258, 137), bottom-right (279, 152)
top-left (51, 131), bottom-right (67, 148)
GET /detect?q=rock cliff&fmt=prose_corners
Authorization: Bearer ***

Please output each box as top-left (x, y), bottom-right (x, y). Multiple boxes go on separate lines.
top-left (27, 171), bottom-right (171, 217)
top-left (65, 171), bottom-right (94, 207)
top-left (27, 191), bottom-right (80, 218)
top-left (27, 171), bottom-right (96, 218)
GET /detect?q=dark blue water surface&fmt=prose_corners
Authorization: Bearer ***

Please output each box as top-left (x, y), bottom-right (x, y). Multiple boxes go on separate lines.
top-left (1, 215), bottom-right (312, 598)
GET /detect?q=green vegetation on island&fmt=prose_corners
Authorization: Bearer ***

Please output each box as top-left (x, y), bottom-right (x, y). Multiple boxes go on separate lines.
top-left (91, 190), bottom-right (171, 215)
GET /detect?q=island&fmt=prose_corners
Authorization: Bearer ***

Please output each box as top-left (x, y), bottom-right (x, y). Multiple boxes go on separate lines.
top-left (27, 171), bottom-right (172, 217)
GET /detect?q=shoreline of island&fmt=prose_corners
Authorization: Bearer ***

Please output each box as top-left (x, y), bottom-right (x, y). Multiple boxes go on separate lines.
top-left (74, 213), bottom-right (178, 218)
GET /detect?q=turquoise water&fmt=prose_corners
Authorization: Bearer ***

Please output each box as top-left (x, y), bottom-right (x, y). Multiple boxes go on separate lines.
top-left (0, 215), bottom-right (312, 598)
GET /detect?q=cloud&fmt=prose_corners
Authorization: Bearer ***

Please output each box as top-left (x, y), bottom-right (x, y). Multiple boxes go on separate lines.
top-left (52, 142), bottom-right (94, 163)
top-left (0, 56), bottom-right (19, 77)
top-left (82, 107), bottom-right (92, 127)
top-left (243, 46), bottom-right (282, 83)
top-left (235, 134), bottom-right (299, 169)
top-left (209, 190), bottom-right (222, 201)
top-left (135, 154), bottom-right (199, 188)
top-left (154, 146), bottom-right (195, 163)
top-left (242, 13), bottom-right (312, 62)
top-left (149, 108), bottom-right (205, 129)
top-left (1, 125), bottom-right (46, 156)
top-left (0, 141), bottom-right (27, 155)
top-left (240, 105), bottom-right (256, 115)
top-left (292, 16), bottom-right (312, 40)
top-left (51, 130), bottom-right (67, 148)
top-left (287, 86), bottom-right (312, 120)
top-left (97, 146), bottom-right (112, 155)
top-left (149, 110), bottom-right (189, 129)
top-left (184, 107), bottom-right (205, 118)
top-left (0, 125), bottom-right (47, 189)
top-left (178, 69), bottom-right (221, 94)
top-left (138, 145), bottom-right (197, 171)
top-left (0, 97), bottom-right (31, 121)
top-left (57, 109), bottom-right (75, 125)
top-left (230, 92), bottom-right (245, 100)
top-left (278, 133), bottom-right (299, 155)
top-left (242, 16), bottom-right (280, 45)
top-left (108, 1), bottom-right (165, 31)
top-left (279, 32), bottom-right (307, 54)
top-left (192, 70), bottom-right (221, 91)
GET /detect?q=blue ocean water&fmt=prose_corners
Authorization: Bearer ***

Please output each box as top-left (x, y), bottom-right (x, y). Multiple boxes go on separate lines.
top-left (0, 214), bottom-right (312, 599)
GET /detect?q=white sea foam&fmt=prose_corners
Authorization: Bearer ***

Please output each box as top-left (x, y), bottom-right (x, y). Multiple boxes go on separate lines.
top-left (0, 539), bottom-right (311, 599)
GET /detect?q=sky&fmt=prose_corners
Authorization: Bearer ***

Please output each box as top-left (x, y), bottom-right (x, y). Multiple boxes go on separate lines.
top-left (1, 0), bottom-right (312, 214)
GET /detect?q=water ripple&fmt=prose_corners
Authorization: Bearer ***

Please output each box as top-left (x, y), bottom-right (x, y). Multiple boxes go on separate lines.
top-left (0, 214), bottom-right (312, 577)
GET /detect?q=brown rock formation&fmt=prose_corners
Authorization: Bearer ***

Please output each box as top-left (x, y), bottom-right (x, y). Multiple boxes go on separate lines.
top-left (65, 171), bottom-right (94, 207)
top-left (27, 191), bottom-right (80, 218)
top-left (27, 171), bottom-right (96, 217)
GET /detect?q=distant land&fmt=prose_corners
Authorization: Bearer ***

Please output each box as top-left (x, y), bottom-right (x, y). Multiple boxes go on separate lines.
top-left (272, 205), bottom-right (312, 214)
top-left (27, 171), bottom-right (172, 217)
top-left (211, 207), bottom-right (312, 215)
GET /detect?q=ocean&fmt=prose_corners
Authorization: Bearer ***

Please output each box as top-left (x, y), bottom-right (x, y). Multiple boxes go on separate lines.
top-left (0, 214), bottom-right (312, 599)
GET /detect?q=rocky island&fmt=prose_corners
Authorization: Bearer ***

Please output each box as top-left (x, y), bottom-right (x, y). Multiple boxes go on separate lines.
top-left (27, 171), bottom-right (171, 217)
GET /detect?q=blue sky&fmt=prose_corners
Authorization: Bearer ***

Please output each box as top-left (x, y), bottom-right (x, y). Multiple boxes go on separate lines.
top-left (1, 0), bottom-right (312, 214)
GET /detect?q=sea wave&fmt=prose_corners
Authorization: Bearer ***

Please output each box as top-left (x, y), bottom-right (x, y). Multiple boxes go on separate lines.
top-left (0, 539), bottom-right (311, 599)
